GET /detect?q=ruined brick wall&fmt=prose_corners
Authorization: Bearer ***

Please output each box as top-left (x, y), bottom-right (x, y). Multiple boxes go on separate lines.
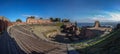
top-left (26, 17), bottom-right (52, 24)
top-left (0, 16), bottom-right (10, 33)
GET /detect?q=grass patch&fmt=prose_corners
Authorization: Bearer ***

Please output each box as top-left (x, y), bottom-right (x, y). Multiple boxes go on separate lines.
top-left (55, 22), bottom-right (64, 27)
top-left (74, 29), bottom-right (120, 54)
top-left (43, 29), bottom-right (58, 38)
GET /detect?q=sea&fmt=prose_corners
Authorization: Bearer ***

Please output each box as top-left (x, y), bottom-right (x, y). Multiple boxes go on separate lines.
top-left (77, 22), bottom-right (119, 28)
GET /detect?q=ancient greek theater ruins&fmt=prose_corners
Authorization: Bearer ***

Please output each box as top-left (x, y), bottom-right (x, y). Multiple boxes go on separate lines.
top-left (0, 16), bottom-right (118, 54)
top-left (0, 16), bottom-right (68, 54)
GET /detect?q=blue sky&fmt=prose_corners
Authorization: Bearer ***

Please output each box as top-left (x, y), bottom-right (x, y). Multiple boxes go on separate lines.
top-left (0, 0), bottom-right (120, 22)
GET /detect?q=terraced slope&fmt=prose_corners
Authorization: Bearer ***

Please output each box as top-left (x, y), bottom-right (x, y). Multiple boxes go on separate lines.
top-left (76, 29), bottom-right (120, 54)
top-left (8, 25), bottom-right (67, 54)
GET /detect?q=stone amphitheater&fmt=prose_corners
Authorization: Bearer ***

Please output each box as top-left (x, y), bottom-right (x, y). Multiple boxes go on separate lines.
top-left (0, 24), bottom-right (68, 54)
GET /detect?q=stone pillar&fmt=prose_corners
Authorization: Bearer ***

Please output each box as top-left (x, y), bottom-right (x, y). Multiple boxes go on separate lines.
top-left (94, 21), bottom-right (100, 28)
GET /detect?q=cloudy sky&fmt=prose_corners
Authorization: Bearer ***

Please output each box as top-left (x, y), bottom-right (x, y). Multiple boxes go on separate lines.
top-left (0, 0), bottom-right (120, 22)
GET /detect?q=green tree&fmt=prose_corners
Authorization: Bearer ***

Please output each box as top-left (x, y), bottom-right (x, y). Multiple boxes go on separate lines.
top-left (50, 17), bottom-right (54, 22)
top-left (39, 17), bottom-right (43, 19)
top-left (30, 16), bottom-right (35, 19)
top-left (16, 19), bottom-right (22, 22)
top-left (55, 18), bottom-right (61, 22)
top-left (50, 17), bottom-right (61, 22)
top-left (62, 19), bottom-right (70, 22)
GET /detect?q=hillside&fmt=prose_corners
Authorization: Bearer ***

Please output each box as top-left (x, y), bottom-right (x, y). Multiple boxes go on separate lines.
top-left (6, 25), bottom-right (67, 54)
top-left (74, 29), bottom-right (120, 54)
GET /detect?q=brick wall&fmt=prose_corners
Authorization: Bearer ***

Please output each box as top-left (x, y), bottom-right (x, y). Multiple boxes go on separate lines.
top-left (0, 16), bottom-right (10, 33)
top-left (26, 16), bottom-right (52, 24)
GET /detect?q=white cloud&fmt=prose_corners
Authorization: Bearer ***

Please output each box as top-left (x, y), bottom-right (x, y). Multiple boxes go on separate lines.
top-left (22, 14), bottom-right (39, 17)
top-left (91, 12), bottom-right (120, 22)
top-left (75, 12), bottom-right (120, 23)
top-left (74, 18), bottom-right (95, 23)
top-left (109, 13), bottom-right (120, 21)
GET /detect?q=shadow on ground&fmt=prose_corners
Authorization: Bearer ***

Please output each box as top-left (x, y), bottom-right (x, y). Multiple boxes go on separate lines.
top-left (0, 31), bottom-right (26, 54)
top-left (0, 31), bottom-right (45, 54)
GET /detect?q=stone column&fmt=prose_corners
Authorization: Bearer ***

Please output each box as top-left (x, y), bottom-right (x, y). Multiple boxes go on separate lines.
top-left (94, 21), bottom-right (100, 28)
